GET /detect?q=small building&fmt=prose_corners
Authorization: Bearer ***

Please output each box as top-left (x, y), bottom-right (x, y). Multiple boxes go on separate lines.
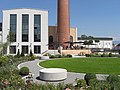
top-left (2, 8), bottom-right (48, 56)
top-left (77, 37), bottom-right (113, 52)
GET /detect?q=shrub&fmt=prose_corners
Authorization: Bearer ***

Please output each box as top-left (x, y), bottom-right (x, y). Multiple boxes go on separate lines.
top-left (20, 51), bottom-right (25, 57)
top-left (75, 78), bottom-right (86, 88)
top-left (85, 54), bottom-right (91, 57)
top-left (49, 55), bottom-right (56, 58)
top-left (109, 53), bottom-right (113, 57)
top-left (29, 55), bottom-right (36, 61)
top-left (67, 54), bottom-right (72, 57)
top-left (84, 73), bottom-right (96, 86)
top-left (106, 75), bottom-right (120, 89)
top-left (19, 67), bottom-right (29, 75)
top-left (101, 53), bottom-right (106, 57)
top-left (65, 84), bottom-right (73, 90)
top-left (56, 54), bottom-right (62, 58)
top-left (0, 56), bottom-right (9, 66)
top-left (89, 79), bottom-right (100, 89)
top-left (43, 53), bottom-right (51, 56)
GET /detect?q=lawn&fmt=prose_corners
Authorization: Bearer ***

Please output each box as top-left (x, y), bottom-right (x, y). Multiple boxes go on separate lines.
top-left (40, 57), bottom-right (120, 74)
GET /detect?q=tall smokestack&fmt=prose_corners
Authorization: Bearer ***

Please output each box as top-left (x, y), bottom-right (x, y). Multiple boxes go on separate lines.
top-left (57, 0), bottom-right (70, 48)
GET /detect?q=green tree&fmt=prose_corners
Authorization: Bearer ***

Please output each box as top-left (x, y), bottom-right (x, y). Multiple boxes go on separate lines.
top-left (81, 34), bottom-right (87, 39)
top-left (0, 31), bottom-right (15, 55)
top-left (95, 39), bottom-right (99, 43)
top-left (88, 36), bottom-right (93, 39)
top-left (83, 40), bottom-right (93, 50)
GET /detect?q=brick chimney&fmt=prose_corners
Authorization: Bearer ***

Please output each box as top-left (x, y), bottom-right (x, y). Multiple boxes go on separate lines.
top-left (57, 0), bottom-right (70, 49)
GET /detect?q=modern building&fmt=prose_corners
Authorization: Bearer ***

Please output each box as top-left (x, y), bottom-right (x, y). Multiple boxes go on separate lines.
top-left (78, 37), bottom-right (113, 52)
top-left (2, 8), bottom-right (48, 56)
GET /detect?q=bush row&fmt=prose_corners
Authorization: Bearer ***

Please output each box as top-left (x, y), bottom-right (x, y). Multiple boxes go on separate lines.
top-left (1, 71), bottom-right (120, 90)
top-left (44, 54), bottom-right (72, 58)
top-left (0, 55), bottom-right (37, 67)
top-left (85, 53), bottom-right (117, 57)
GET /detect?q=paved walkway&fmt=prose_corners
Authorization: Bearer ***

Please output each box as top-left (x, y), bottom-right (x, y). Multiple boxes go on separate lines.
top-left (18, 59), bottom-right (108, 84)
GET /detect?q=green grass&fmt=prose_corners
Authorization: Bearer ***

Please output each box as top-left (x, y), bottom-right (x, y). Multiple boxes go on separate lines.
top-left (40, 57), bottom-right (120, 74)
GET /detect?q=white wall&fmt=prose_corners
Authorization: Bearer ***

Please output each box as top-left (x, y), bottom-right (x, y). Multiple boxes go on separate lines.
top-left (77, 40), bottom-right (113, 49)
top-left (2, 8), bottom-right (48, 56)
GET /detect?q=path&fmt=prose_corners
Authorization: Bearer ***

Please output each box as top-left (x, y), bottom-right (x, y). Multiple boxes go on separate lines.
top-left (18, 59), bottom-right (108, 84)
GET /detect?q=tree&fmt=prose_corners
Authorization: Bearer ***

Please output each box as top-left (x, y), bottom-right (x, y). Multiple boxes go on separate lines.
top-left (89, 40), bottom-right (93, 44)
top-left (0, 31), bottom-right (15, 55)
top-left (7, 31), bottom-right (16, 43)
top-left (88, 36), bottom-right (93, 39)
top-left (81, 35), bottom-right (87, 39)
top-left (95, 39), bottom-right (99, 43)
top-left (83, 40), bottom-right (93, 49)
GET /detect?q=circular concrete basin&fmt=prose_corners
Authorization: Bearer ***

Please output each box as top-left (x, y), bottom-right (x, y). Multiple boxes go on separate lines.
top-left (39, 68), bottom-right (67, 81)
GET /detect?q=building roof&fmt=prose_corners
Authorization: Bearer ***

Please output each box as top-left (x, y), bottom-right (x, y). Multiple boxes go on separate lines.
top-left (78, 37), bottom-right (113, 40)
top-left (2, 8), bottom-right (48, 12)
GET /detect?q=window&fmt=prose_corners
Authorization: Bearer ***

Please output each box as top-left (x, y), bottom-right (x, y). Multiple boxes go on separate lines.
top-left (34, 45), bottom-right (41, 54)
top-left (70, 36), bottom-right (73, 42)
top-left (22, 14), bottom-right (29, 42)
top-left (22, 46), bottom-right (28, 54)
top-left (10, 14), bottom-right (17, 42)
top-left (49, 36), bottom-right (53, 44)
top-left (70, 36), bottom-right (73, 46)
top-left (49, 36), bottom-right (53, 48)
top-left (34, 15), bottom-right (41, 42)
top-left (10, 46), bottom-right (16, 54)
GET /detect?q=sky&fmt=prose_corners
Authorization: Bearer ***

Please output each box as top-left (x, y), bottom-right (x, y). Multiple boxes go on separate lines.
top-left (0, 0), bottom-right (120, 41)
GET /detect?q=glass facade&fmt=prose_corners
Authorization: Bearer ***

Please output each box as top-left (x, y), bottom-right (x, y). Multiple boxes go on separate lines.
top-left (34, 15), bottom-right (41, 42)
top-left (34, 45), bottom-right (41, 54)
top-left (22, 45), bottom-right (28, 54)
top-left (22, 14), bottom-right (29, 42)
top-left (10, 46), bottom-right (16, 54)
top-left (10, 14), bottom-right (17, 42)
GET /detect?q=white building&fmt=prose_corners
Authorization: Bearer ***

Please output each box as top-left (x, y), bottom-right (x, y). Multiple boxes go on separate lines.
top-left (77, 37), bottom-right (113, 52)
top-left (2, 8), bottom-right (48, 56)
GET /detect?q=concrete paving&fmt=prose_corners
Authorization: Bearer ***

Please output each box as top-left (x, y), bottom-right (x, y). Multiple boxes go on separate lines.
top-left (18, 59), bottom-right (108, 84)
